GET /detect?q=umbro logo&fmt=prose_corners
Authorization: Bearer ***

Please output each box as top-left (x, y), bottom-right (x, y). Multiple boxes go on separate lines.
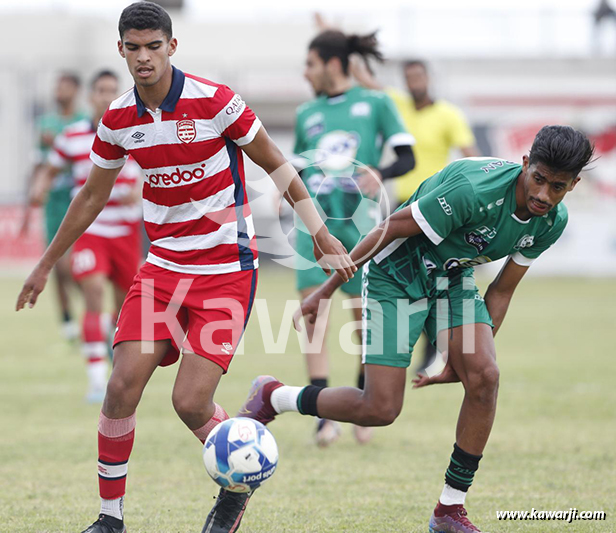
top-left (132, 131), bottom-right (145, 143)
top-left (221, 342), bottom-right (233, 355)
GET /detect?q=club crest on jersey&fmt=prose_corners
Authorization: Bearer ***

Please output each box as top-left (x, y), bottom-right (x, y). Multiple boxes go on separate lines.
top-left (465, 231), bottom-right (489, 252)
top-left (514, 234), bottom-right (535, 250)
top-left (177, 119), bottom-right (196, 143)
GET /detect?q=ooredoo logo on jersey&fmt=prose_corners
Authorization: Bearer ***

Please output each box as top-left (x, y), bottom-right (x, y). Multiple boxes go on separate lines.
top-left (147, 163), bottom-right (207, 186)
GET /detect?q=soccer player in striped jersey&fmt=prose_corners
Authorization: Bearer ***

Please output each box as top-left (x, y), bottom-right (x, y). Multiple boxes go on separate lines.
top-left (16, 3), bottom-right (354, 533)
top-left (33, 70), bottom-right (143, 403)
top-left (293, 30), bottom-right (415, 446)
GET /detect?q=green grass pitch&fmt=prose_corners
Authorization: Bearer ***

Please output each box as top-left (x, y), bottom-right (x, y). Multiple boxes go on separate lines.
top-left (1, 269), bottom-right (615, 532)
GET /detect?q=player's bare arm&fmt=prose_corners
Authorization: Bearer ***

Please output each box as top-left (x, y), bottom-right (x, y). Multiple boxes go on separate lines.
top-left (293, 206), bottom-right (423, 330)
top-left (484, 257), bottom-right (530, 336)
top-left (16, 164), bottom-right (122, 310)
top-left (21, 164), bottom-right (60, 235)
top-left (28, 164), bottom-right (61, 207)
top-left (241, 125), bottom-right (356, 281)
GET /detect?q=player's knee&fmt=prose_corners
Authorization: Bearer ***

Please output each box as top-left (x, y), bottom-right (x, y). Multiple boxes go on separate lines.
top-left (372, 406), bottom-right (400, 426)
top-left (172, 391), bottom-right (213, 427)
top-left (171, 390), bottom-right (191, 419)
top-left (466, 364), bottom-right (500, 403)
top-left (105, 371), bottom-right (139, 406)
top-left (357, 397), bottom-right (401, 427)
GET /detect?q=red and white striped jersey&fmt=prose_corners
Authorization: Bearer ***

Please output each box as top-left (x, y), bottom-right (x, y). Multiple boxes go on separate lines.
top-left (90, 67), bottom-right (262, 275)
top-left (50, 119), bottom-right (142, 238)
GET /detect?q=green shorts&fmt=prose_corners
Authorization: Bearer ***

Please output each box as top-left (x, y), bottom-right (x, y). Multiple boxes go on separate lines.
top-left (295, 223), bottom-right (364, 295)
top-left (44, 186), bottom-right (72, 244)
top-left (361, 260), bottom-right (493, 368)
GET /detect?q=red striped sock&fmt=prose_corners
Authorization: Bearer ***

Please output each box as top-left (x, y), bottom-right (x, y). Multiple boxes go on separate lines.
top-left (98, 412), bottom-right (136, 500)
top-left (192, 404), bottom-right (229, 444)
top-left (83, 311), bottom-right (107, 362)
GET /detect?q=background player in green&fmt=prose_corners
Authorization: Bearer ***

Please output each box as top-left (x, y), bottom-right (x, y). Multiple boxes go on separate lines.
top-left (293, 29), bottom-right (415, 446)
top-left (24, 72), bottom-right (87, 341)
top-left (238, 125), bottom-right (594, 532)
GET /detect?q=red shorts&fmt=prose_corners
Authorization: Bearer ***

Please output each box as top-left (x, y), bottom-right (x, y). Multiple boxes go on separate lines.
top-left (71, 225), bottom-right (142, 292)
top-left (114, 262), bottom-right (258, 372)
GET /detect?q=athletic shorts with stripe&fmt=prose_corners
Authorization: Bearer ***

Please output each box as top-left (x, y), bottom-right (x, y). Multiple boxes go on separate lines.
top-left (361, 260), bottom-right (493, 368)
top-left (114, 262), bottom-right (257, 372)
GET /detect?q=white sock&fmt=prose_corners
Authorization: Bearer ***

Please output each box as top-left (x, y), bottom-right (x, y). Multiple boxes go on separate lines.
top-left (270, 386), bottom-right (303, 414)
top-left (101, 496), bottom-right (124, 521)
top-left (87, 360), bottom-right (109, 391)
top-left (100, 312), bottom-right (113, 337)
top-left (439, 483), bottom-right (467, 506)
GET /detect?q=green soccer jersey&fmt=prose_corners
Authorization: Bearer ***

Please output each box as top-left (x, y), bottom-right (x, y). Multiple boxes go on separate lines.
top-left (293, 86), bottom-right (413, 233)
top-left (37, 110), bottom-right (87, 190)
top-left (374, 157), bottom-right (568, 283)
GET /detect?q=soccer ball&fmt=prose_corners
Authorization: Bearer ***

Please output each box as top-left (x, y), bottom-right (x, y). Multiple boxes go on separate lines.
top-left (203, 417), bottom-right (279, 493)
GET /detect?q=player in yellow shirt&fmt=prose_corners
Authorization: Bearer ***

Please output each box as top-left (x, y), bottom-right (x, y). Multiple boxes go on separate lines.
top-left (354, 58), bottom-right (479, 202)
top-left (352, 58), bottom-right (480, 372)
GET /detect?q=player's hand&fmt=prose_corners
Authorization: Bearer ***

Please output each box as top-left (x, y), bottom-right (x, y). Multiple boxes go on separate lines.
top-left (312, 226), bottom-right (357, 282)
top-left (411, 352), bottom-right (460, 388)
top-left (16, 262), bottom-right (51, 311)
top-left (314, 12), bottom-right (337, 31)
top-left (357, 167), bottom-right (382, 199)
top-left (292, 287), bottom-right (332, 332)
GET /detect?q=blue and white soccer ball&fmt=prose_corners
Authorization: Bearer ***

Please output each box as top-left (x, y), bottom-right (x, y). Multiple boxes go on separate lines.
top-left (203, 417), bottom-right (278, 493)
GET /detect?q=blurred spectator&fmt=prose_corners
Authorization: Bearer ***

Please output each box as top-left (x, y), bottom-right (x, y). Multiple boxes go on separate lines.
top-left (352, 58), bottom-right (479, 207)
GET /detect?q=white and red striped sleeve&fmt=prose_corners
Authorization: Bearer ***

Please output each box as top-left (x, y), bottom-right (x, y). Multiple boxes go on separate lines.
top-left (90, 113), bottom-right (128, 169)
top-left (48, 131), bottom-right (71, 169)
top-left (212, 85), bottom-right (262, 147)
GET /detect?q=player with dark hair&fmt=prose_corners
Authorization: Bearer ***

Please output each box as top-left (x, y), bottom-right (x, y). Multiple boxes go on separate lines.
top-left (32, 69), bottom-right (143, 403)
top-left (352, 54), bottom-right (481, 373)
top-left (118, 0), bottom-right (172, 41)
top-left (239, 125), bottom-right (594, 532)
top-left (90, 70), bottom-right (119, 89)
top-left (16, 2), bottom-right (354, 533)
top-left (24, 71), bottom-right (86, 342)
top-left (294, 29), bottom-right (415, 445)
